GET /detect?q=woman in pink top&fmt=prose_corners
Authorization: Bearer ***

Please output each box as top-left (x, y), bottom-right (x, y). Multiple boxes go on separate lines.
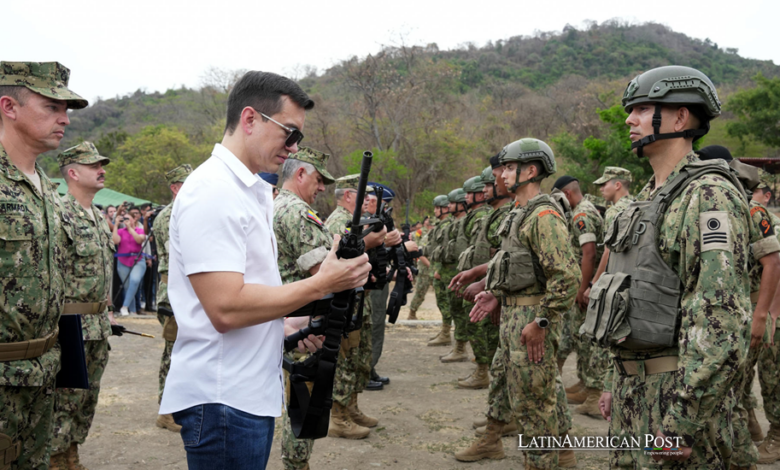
top-left (112, 206), bottom-right (148, 315)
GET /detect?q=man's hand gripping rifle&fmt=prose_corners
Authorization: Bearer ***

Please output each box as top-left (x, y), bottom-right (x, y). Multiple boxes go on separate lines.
top-left (281, 151), bottom-right (373, 439)
top-left (384, 199), bottom-right (418, 324)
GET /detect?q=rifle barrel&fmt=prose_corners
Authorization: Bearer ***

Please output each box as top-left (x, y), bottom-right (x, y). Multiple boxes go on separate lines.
top-left (351, 152), bottom-right (373, 231)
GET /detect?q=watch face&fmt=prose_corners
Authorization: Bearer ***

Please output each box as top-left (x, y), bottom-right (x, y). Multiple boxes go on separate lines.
top-left (537, 318), bottom-right (549, 328)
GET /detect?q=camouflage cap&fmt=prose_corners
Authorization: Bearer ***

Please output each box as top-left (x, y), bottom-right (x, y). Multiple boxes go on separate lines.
top-left (166, 164), bottom-right (193, 185)
top-left (0, 62), bottom-right (88, 109)
top-left (288, 147), bottom-right (335, 184)
top-left (593, 166), bottom-right (633, 185)
top-left (757, 169), bottom-right (774, 190)
top-left (58, 141), bottom-right (109, 168)
top-left (335, 174), bottom-right (359, 190)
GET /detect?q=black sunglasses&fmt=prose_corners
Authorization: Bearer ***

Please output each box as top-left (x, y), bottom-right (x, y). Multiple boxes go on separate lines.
top-left (260, 113), bottom-right (304, 148)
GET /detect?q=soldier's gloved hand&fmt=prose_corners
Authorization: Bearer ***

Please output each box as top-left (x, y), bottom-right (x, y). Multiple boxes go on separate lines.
top-left (599, 392), bottom-right (612, 422)
top-left (111, 324), bottom-right (126, 336)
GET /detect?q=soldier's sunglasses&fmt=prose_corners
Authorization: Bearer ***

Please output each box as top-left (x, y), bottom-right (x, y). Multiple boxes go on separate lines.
top-left (260, 113), bottom-right (304, 148)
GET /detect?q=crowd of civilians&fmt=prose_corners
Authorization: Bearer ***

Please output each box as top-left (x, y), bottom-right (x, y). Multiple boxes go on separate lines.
top-left (100, 202), bottom-right (161, 316)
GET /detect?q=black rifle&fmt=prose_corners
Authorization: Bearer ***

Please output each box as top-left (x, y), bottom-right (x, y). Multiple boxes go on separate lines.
top-left (282, 151), bottom-right (373, 439)
top-left (362, 186), bottom-right (389, 290)
top-left (383, 199), bottom-right (418, 324)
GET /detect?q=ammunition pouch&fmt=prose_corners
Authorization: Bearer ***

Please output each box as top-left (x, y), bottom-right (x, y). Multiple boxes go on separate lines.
top-left (485, 249), bottom-right (538, 294)
top-left (0, 434), bottom-right (20, 470)
top-left (580, 272), bottom-right (632, 347)
top-left (162, 316), bottom-right (178, 342)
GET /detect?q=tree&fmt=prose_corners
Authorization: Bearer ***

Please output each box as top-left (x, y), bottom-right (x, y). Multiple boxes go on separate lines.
top-left (726, 73), bottom-right (780, 149)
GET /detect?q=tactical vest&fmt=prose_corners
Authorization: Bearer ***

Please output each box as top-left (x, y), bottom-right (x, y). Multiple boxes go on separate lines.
top-left (430, 219), bottom-right (453, 263)
top-left (485, 195), bottom-right (556, 295)
top-left (581, 160), bottom-right (748, 351)
top-left (459, 205), bottom-right (508, 272)
top-left (444, 213), bottom-right (471, 265)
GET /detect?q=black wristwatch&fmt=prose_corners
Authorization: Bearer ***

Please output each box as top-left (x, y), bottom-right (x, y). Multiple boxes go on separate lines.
top-left (534, 317), bottom-right (550, 329)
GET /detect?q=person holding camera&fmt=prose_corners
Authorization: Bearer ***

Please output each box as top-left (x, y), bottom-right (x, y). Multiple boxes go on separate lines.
top-left (112, 204), bottom-right (148, 315)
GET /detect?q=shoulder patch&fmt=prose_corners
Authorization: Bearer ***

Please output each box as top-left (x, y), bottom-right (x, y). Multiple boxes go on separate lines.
top-left (751, 206), bottom-right (767, 217)
top-left (538, 209), bottom-right (561, 219)
top-left (700, 211), bottom-right (731, 253)
top-left (760, 218), bottom-right (776, 237)
top-left (306, 209), bottom-right (323, 226)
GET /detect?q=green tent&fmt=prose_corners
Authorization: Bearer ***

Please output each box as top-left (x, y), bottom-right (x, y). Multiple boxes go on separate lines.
top-left (50, 178), bottom-right (152, 207)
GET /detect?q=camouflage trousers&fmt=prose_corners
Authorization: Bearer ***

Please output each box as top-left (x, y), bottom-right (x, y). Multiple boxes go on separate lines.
top-left (281, 300), bottom-right (372, 470)
top-left (610, 368), bottom-right (735, 469)
top-left (156, 312), bottom-right (174, 404)
top-left (432, 277), bottom-right (453, 326)
top-left (409, 263), bottom-right (432, 312)
top-left (731, 314), bottom-right (771, 466)
top-left (486, 304), bottom-right (562, 469)
top-left (0, 374), bottom-right (57, 470)
top-left (559, 303), bottom-right (609, 388)
top-left (463, 300), bottom-right (499, 365)
top-left (51, 339), bottom-right (110, 455)
top-left (759, 326), bottom-right (780, 426)
top-left (439, 264), bottom-right (468, 342)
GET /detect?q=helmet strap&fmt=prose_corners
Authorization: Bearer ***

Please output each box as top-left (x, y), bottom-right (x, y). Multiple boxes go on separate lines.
top-left (632, 104), bottom-right (709, 158)
top-left (509, 174), bottom-right (544, 193)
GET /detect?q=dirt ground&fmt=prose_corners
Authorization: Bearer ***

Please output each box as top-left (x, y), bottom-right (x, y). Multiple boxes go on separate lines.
top-left (80, 287), bottom-right (780, 469)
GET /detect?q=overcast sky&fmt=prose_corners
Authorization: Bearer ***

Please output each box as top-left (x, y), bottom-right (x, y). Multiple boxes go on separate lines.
top-left (6, 0), bottom-right (778, 104)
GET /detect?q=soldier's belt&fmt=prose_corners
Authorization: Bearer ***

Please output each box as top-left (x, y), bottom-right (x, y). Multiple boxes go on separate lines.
top-left (0, 329), bottom-right (59, 362)
top-left (750, 291), bottom-right (760, 304)
top-left (614, 356), bottom-right (678, 378)
top-left (62, 301), bottom-right (108, 315)
top-left (161, 274), bottom-right (168, 284)
top-left (501, 295), bottom-right (544, 307)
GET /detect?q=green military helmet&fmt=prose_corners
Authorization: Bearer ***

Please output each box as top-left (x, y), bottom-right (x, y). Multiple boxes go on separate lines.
top-left (463, 175), bottom-right (485, 193)
top-left (433, 195), bottom-right (450, 207)
top-left (622, 65), bottom-right (721, 118)
top-left (498, 138), bottom-right (556, 192)
top-left (480, 165), bottom-right (495, 184)
top-left (448, 188), bottom-right (467, 203)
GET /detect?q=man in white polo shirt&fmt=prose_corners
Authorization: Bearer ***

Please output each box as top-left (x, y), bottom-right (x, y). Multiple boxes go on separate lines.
top-left (159, 71), bottom-right (372, 469)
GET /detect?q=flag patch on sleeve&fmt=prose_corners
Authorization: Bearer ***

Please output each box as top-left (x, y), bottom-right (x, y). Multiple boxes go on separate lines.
top-left (700, 211), bottom-right (731, 253)
top-left (306, 209), bottom-right (323, 226)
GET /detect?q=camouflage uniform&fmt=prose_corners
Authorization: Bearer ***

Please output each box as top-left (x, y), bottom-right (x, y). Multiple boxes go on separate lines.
top-left (759, 211), bottom-right (780, 431)
top-left (409, 226), bottom-right (432, 312)
top-left (431, 216), bottom-right (455, 326)
top-left (0, 62), bottom-right (86, 470)
top-left (51, 144), bottom-right (115, 457)
top-left (562, 198), bottom-right (605, 389)
top-left (487, 195), bottom-right (579, 468)
top-left (442, 211), bottom-right (470, 343)
top-left (731, 199), bottom-right (780, 466)
top-left (153, 163), bottom-right (192, 404)
top-left (274, 187), bottom-right (334, 470)
top-left (605, 153), bottom-right (767, 469)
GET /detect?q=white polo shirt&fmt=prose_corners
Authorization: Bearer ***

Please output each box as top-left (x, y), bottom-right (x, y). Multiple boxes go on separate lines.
top-left (159, 143), bottom-right (285, 417)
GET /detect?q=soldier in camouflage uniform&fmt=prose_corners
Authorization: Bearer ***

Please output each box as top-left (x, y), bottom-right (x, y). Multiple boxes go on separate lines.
top-left (48, 143), bottom-right (115, 470)
top-left (590, 66), bottom-right (774, 469)
top-left (152, 163), bottom-right (192, 433)
top-left (591, 167), bottom-right (635, 285)
top-left (455, 138), bottom-right (579, 469)
top-left (426, 195), bottom-right (454, 346)
top-left (553, 175), bottom-right (605, 414)
top-left (438, 188), bottom-right (472, 363)
top-left (0, 61), bottom-right (87, 470)
top-left (453, 175), bottom-right (493, 387)
top-left (408, 217), bottom-right (433, 320)
top-left (754, 173), bottom-right (780, 464)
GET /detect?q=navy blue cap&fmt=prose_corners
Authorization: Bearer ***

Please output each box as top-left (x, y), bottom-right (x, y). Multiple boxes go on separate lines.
top-left (369, 182), bottom-right (395, 201)
top-left (258, 172), bottom-right (279, 185)
top-left (553, 175), bottom-right (579, 190)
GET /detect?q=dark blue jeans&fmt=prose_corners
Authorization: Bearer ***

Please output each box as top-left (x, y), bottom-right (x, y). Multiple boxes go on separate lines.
top-left (173, 404), bottom-right (275, 470)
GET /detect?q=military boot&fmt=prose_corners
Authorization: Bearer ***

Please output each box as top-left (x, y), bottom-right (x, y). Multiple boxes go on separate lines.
top-left (748, 408), bottom-right (764, 442)
top-left (558, 432), bottom-right (577, 468)
top-left (454, 418), bottom-right (506, 461)
top-left (440, 341), bottom-right (469, 363)
top-left (49, 452), bottom-right (68, 470)
top-left (427, 323), bottom-right (451, 346)
top-left (328, 402), bottom-right (370, 439)
top-left (575, 388), bottom-right (603, 416)
top-left (346, 394), bottom-right (378, 428)
top-left (156, 413), bottom-right (182, 432)
top-left (475, 419), bottom-right (517, 437)
top-left (472, 417), bottom-right (488, 429)
top-left (407, 309), bottom-right (418, 320)
top-left (66, 443), bottom-right (88, 470)
top-left (564, 379), bottom-right (584, 394)
top-left (566, 385), bottom-right (588, 405)
top-left (458, 363), bottom-right (489, 389)
top-left (758, 424), bottom-right (780, 464)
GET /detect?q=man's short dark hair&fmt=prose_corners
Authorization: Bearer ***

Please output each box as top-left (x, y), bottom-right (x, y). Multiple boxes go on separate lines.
top-left (0, 86), bottom-right (29, 105)
top-left (615, 178), bottom-right (631, 191)
top-left (224, 71), bottom-right (314, 135)
top-left (106, 205), bottom-right (116, 210)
